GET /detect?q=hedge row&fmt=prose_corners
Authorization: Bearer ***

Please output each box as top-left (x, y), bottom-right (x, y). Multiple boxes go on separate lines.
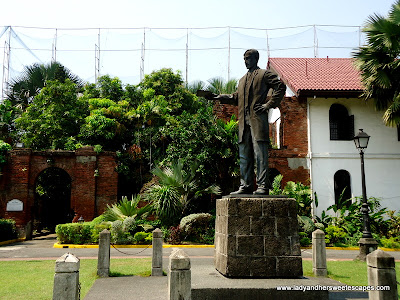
top-left (0, 219), bottom-right (18, 242)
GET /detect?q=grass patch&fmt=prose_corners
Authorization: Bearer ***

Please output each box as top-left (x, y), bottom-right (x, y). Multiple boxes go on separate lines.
top-left (0, 258), bottom-right (151, 300)
top-left (1, 259), bottom-right (399, 299)
top-left (303, 260), bottom-right (400, 297)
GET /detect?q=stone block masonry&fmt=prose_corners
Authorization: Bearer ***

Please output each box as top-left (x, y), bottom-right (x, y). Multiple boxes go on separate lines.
top-left (215, 196), bottom-right (303, 278)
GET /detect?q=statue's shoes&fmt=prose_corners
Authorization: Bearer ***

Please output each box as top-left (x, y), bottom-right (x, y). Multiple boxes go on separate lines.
top-left (253, 187), bottom-right (269, 195)
top-left (230, 187), bottom-right (253, 195)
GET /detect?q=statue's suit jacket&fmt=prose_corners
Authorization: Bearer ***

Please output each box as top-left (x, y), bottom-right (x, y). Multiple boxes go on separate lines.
top-left (229, 67), bottom-right (286, 143)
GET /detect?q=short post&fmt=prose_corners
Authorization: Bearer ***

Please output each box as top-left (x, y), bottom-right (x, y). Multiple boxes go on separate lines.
top-left (367, 249), bottom-right (398, 300)
top-left (52, 253), bottom-right (80, 300)
top-left (97, 229), bottom-right (111, 277)
top-left (168, 249), bottom-right (191, 300)
top-left (312, 229), bottom-right (327, 277)
top-left (152, 228), bottom-right (163, 276)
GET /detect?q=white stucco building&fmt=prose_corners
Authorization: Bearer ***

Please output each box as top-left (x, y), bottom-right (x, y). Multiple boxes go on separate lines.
top-left (269, 58), bottom-right (400, 215)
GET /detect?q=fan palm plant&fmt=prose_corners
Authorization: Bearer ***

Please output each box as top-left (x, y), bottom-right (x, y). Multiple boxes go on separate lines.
top-left (353, 0), bottom-right (400, 126)
top-left (7, 61), bottom-right (84, 110)
top-left (206, 77), bottom-right (238, 94)
top-left (103, 195), bottom-right (152, 222)
top-left (145, 160), bottom-right (221, 225)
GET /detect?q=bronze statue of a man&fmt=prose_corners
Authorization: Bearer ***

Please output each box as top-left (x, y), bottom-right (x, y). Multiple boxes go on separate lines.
top-left (204, 49), bottom-right (285, 195)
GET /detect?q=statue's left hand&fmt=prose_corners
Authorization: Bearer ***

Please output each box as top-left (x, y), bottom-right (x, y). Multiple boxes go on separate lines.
top-left (254, 103), bottom-right (270, 113)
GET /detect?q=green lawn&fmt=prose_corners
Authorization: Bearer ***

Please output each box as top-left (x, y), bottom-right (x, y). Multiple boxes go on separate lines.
top-left (0, 258), bottom-right (152, 300)
top-left (0, 259), bottom-right (398, 299)
top-left (303, 260), bottom-right (400, 297)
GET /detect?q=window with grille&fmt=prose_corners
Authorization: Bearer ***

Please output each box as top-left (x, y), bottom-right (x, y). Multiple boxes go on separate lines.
top-left (329, 104), bottom-right (354, 140)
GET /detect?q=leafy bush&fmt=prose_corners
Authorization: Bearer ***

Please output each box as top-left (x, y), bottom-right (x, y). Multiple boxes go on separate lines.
top-left (145, 160), bottom-right (220, 226)
top-left (91, 223), bottom-right (111, 244)
top-left (0, 218), bottom-right (18, 242)
top-left (55, 223), bottom-right (94, 244)
top-left (380, 237), bottom-right (400, 249)
top-left (180, 213), bottom-right (213, 235)
top-left (178, 213), bottom-right (215, 244)
top-left (133, 231), bottom-right (152, 244)
top-left (324, 225), bottom-right (347, 246)
top-left (297, 216), bottom-right (315, 235)
top-left (0, 140), bottom-right (11, 174)
top-left (298, 232), bottom-right (311, 246)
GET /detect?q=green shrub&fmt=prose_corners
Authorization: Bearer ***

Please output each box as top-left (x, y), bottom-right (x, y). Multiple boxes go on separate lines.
top-left (0, 218), bottom-right (18, 242)
top-left (91, 223), bottom-right (111, 243)
top-left (180, 213), bottom-right (213, 235)
top-left (297, 216), bottom-right (315, 235)
top-left (122, 216), bottom-right (137, 233)
top-left (324, 225), bottom-right (347, 246)
top-left (133, 231), bottom-right (152, 244)
top-left (179, 213), bottom-right (214, 244)
top-left (380, 237), bottom-right (400, 249)
top-left (55, 223), bottom-right (94, 244)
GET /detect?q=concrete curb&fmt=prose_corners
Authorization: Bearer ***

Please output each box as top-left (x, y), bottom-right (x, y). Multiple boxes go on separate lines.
top-left (53, 242), bottom-right (215, 249)
top-left (0, 238), bottom-right (25, 246)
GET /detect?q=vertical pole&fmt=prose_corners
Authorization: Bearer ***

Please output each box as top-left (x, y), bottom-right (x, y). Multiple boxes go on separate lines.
top-left (313, 25), bottom-right (318, 58)
top-left (367, 249), bottom-right (398, 300)
top-left (357, 148), bottom-right (378, 260)
top-left (53, 253), bottom-right (80, 300)
top-left (97, 229), bottom-right (111, 277)
top-left (312, 229), bottom-right (327, 277)
top-left (185, 28), bottom-right (189, 85)
top-left (52, 28), bottom-right (57, 62)
top-left (168, 249), bottom-right (191, 300)
top-left (140, 27), bottom-right (146, 82)
top-left (266, 29), bottom-right (270, 61)
top-left (1, 26), bottom-right (11, 102)
top-left (152, 228), bottom-right (163, 276)
top-left (360, 150), bottom-right (372, 238)
top-left (228, 26), bottom-right (231, 82)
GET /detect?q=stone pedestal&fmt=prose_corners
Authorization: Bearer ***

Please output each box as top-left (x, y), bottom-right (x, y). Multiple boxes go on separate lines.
top-left (214, 196), bottom-right (302, 278)
top-left (357, 237), bottom-right (379, 261)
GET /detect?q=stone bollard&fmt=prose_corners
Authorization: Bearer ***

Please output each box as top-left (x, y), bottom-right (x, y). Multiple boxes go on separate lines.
top-left (152, 228), bottom-right (163, 276)
top-left (52, 253), bottom-right (80, 300)
top-left (312, 229), bottom-right (327, 277)
top-left (367, 249), bottom-right (398, 300)
top-left (97, 229), bottom-right (111, 277)
top-left (168, 249), bottom-right (191, 300)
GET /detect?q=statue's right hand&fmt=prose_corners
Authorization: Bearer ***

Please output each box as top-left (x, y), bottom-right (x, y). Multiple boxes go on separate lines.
top-left (196, 90), bottom-right (218, 100)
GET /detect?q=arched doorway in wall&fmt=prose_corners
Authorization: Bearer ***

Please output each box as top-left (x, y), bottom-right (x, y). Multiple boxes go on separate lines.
top-left (34, 167), bottom-right (72, 232)
top-left (334, 169), bottom-right (352, 207)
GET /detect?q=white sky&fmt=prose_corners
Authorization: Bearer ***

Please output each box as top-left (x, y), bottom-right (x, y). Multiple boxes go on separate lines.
top-left (1, 0), bottom-right (395, 29)
top-left (0, 0), bottom-right (397, 85)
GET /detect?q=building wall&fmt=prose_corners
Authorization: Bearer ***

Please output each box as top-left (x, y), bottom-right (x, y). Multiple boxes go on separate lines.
top-left (0, 146), bottom-right (118, 228)
top-left (308, 97), bottom-right (400, 215)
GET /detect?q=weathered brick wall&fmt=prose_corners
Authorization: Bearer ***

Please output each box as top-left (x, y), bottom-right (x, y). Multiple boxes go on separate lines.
top-left (0, 147), bottom-right (118, 227)
top-left (214, 96), bottom-right (310, 187)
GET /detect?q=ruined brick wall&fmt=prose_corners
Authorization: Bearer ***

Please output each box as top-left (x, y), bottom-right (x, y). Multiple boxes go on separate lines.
top-left (213, 96), bottom-right (310, 187)
top-left (0, 146), bottom-right (118, 227)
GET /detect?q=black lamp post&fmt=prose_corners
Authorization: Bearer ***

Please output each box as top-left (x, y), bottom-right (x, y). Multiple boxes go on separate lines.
top-left (353, 129), bottom-right (378, 260)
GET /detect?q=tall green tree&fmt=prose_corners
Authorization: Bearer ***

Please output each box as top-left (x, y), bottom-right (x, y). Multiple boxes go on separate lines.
top-left (6, 61), bottom-right (84, 110)
top-left (15, 79), bottom-right (88, 149)
top-left (353, 0), bottom-right (400, 126)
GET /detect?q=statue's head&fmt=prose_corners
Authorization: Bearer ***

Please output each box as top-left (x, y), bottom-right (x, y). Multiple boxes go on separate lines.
top-left (244, 49), bottom-right (259, 70)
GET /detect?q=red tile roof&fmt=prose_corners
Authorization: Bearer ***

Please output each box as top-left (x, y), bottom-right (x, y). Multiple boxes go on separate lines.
top-left (268, 57), bottom-right (363, 97)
